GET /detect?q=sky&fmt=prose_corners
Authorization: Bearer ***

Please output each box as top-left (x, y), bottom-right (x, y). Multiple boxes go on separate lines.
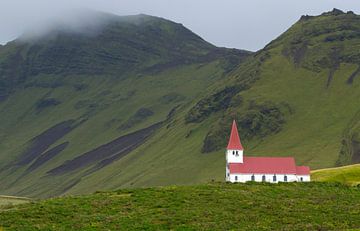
top-left (1, 0), bottom-right (360, 51)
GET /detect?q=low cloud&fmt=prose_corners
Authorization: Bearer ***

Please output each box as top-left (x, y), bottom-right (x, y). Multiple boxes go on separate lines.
top-left (18, 9), bottom-right (118, 42)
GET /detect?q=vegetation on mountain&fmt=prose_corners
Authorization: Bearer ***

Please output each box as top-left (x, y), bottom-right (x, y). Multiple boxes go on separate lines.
top-left (202, 101), bottom-right (287, 153)
top-left (194, 8), bottom-right (360, 167)
top-left (0, 11), bottom-right (250, 197)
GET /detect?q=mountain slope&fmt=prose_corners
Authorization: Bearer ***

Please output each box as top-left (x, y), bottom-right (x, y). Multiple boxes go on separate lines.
top-left (0, 12), bottom-right (250, 197)
top-left (76, 8), bottom-right (360, 195)
top-left (179, 8), bottom-right (360, 168)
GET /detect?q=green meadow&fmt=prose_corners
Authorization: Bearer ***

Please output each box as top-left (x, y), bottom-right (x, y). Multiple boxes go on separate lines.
top-left (0, 183), bottom-right (359, 230)
top-left (312, 164), bottom-right (360, 185)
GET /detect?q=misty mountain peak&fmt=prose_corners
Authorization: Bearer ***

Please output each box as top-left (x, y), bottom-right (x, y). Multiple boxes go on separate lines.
top-left (17, 10), bottom-right (170, 43)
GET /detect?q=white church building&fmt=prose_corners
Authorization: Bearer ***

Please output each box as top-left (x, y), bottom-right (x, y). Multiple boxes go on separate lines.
top-left (225, 120), bottom-right (310, 183)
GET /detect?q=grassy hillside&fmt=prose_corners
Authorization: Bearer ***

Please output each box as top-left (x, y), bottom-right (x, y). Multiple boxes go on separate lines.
top-left (0, 12), bottom-right (250, 198)
top-left (1, 9), bottom-right (360, 198)
top-left (252, 9), bottom-right (360, 168)
top-left (312, 164), bottom-right (360, 185)
top-left (78, 8), bottom-right (360, 196)
top-left (180, 8), bottom-right (360, 169)
top-left (0, 183), bottom-right (359, 230)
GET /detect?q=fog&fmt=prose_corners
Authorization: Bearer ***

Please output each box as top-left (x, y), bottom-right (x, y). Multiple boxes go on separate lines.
top-left (17, 10), bottom-right (120, 42)
top-left (1, 0), bottom-right (360, 51)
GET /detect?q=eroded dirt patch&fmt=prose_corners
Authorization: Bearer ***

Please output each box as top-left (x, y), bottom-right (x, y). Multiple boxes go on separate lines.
top-left (351, 139), bottom-right (360, 163)
top-left (47, 122), bottom-right (162, 175)
top-left (26, 142), bottom-right (69, 172)
top-left (15, 120), bottom-right (75, 166)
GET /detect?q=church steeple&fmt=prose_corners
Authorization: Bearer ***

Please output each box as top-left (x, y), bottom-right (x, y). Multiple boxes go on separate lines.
top-left (227, 120), bottom-right (243, 150)
top-left (225, 120), bottom-right (244, 181)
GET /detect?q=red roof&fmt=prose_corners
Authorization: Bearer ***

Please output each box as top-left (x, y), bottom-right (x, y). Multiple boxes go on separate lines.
top-left (227, 120), bottom-right (243, 150)
top-left (229, 157), bottom-right (297, 174)
top-left (296, 166), bottom-right (310, 175)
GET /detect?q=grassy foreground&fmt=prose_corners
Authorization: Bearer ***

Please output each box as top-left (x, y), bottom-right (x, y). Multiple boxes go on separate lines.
top-left (0, 183), bottom-right (359, 230)
top-left (312, 164), bottom-right (360, 186)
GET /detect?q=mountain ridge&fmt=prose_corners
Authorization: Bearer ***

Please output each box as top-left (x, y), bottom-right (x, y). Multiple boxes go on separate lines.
top-left (0, 12), bottom-right (251, 197)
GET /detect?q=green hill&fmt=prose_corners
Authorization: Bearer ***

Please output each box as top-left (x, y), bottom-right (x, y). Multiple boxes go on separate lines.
top-left (0, 12), bottom-right (250, 198)
top-left (187, 8), bottom-right (360, 168)
top-left (312, 164), bottom-right (360, 185)
top-left (1, 9), bottom-right (360, 198)
top-left (0, 183), bottom-right (359, 230)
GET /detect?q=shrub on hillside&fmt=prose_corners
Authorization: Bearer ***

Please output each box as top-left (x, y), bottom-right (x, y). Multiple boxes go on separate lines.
top-left (160, 92), bottom-right (185, 104)
top-left (36, 98), bottom-right (61, 110)
top-left (185, 86), bottom-right (245, 124)
top-left (119, 108), bottom-right (154, 130)
top-left (202, 101), bottom-right (286, 153)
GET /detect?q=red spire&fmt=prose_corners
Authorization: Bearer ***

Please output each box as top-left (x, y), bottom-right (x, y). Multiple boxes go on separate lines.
top-left (227, 120), bottom-right (244, 150)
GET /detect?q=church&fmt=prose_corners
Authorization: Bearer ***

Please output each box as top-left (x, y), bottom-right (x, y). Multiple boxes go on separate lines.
top-left (225, 120), bottom-right (310, 183)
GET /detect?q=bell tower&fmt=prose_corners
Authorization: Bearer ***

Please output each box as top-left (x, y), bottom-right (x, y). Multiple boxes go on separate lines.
top-left (226, 120), bottom-right (244, 181)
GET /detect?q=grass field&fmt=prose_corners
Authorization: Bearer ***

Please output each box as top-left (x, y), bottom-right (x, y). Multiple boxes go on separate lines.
top-left (0, 182), bottom-right (359, 230)
top-left (312, 164), bottom-right (360, 186)
top-left (0, 195), bottom-right (30, 209)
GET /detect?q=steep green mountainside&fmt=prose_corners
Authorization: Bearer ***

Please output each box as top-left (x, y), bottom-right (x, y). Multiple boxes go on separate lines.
top-left (1, 183), bottom-right (359, 230)
top-left (93, 8), bottom-right (360, 195)
top-left (102, 9), bottom-right (360, 196)
top-left (0, 13), bottom-right (244, 100)
top-left (0, 12), bottom-right (250, 197)
top-left (1, 9), bottom-right (360, 198)
top-left (180, 8), bottom-right (360, 169)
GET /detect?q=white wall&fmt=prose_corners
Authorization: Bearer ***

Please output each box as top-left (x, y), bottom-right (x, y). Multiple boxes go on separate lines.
top-left (228, 173), bottom-right (307, 183)
top-left (225, 165), bottom-right (230, 181)
top-left (296, 175), bottom-right (311, 182)
top-left (226, 149), bottom-right (243, 163)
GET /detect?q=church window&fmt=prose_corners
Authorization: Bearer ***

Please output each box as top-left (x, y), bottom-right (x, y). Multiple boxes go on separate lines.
top-left (235, 151), bottom-right (239, 156)
top-left (235, 176), bottom-right (238, 181)
top-left (300, 177), bottom-right (303, 182)
top-left (251, 175), bottom-right (255, 181)
top-left (284, 175), bottom-right (287, 182)
top-left (232, 151), bottom-right (235, 155)
top-left (273, 175), bottom-right (277, 182)
top-left (262, 175), bottom-right (266, 182)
